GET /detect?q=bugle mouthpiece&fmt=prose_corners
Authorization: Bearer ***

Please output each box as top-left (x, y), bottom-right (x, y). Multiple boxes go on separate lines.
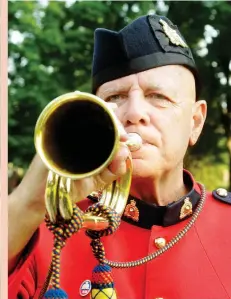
top-left (126, 133), bottom-right (142, 152)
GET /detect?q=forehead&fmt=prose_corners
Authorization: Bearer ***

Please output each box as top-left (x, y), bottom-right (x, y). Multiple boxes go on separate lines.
top-left (97, 65), bottom-right (195, 97)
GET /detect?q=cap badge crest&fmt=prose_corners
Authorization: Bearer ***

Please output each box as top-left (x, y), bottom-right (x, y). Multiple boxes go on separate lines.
top-left (159, 19), bottom-right (188, 48)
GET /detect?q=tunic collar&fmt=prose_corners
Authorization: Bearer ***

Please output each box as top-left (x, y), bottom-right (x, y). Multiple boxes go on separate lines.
top-left (121, 170), bottom-right (201, 228)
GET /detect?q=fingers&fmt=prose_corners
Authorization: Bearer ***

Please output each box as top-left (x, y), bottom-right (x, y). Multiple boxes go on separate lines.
top-left (72, 142), bottom-right (130, 203)
top-left (97, 143), bottom-right (130, 184)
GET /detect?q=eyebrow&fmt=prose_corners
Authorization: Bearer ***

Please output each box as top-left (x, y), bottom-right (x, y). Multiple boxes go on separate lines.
top-left (98, 84), bottom-right (129, 98)
top-left (145, 82), bottom-right (178, 99)
top-left (144, 81), bottom-right (169, 92)
top-left (98, 81), bottom-right (177, 100)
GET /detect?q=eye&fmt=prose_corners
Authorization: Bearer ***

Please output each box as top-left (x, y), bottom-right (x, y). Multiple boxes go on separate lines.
top-left (105, 94), bottom-right (127, 103)
top-left (146, 93), bottom-right (172, 107)
top-left (147, 93), bottom-right (168, 100)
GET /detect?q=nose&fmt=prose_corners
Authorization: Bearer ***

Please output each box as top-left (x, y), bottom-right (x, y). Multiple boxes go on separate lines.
top-left (122, 95), bottom-right (150, 126)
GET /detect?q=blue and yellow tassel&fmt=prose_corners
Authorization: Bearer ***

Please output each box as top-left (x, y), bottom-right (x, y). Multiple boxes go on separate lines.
top-left (91, 264), bottom-right (117, 299)
top-left (85, 203), bottom-right (121, 299)
top-left (43, 289), bottom-right (68, 299)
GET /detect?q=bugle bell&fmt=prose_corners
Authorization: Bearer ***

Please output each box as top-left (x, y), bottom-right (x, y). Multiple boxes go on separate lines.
top-left (34, 91), bottom-right (142, 230)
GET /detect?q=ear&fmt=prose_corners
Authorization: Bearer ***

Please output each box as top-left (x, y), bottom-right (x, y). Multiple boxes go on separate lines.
top-left (189, 100), bottom-right (207, 146)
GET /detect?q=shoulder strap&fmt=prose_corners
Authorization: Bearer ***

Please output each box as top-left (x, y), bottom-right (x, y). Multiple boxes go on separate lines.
top-left (212, 188), bottom-right (231, 205)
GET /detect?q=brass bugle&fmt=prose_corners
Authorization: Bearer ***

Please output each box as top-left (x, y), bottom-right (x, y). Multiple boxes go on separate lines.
top-left (34, 91), bottom-right (142, 230)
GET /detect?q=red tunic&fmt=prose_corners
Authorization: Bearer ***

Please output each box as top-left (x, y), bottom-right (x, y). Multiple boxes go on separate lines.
top-left (8, 180), bottom-right (231, 299)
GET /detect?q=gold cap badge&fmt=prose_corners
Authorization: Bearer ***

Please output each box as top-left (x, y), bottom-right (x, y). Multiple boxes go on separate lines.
top-left (124, 200), bottom-right (139, 222)
top-left (180, 197), bottom-right (193, 219)
top-left (159, 19), bottom-right (188, 48)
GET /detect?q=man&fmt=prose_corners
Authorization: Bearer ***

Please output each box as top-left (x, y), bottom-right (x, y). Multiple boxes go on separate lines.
top-left (8, 14), bottom-right (231, 299)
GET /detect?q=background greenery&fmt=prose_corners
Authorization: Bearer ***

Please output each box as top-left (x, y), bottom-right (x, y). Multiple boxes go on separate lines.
top-left (8, 0), bottom-right (231, 191)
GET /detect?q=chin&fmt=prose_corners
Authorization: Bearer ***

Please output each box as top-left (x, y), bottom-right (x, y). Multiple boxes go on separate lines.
top-left (131, 159), bottom-right (154, 178)
top-left (131, 157), bottom-right (169, 179)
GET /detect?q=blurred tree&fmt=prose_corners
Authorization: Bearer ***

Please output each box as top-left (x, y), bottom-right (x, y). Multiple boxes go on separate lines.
top-left (8, 0), bottom-right (155, 168)
top-left (8, 0), bottom-right (230, 189)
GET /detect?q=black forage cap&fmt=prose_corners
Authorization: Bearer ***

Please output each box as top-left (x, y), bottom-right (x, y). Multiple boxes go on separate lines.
top-left (92, 14), bottom-right (201, 98)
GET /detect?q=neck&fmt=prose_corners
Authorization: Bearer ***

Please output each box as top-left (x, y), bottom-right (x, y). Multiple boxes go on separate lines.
top-left (130, 165), bottom-right (189, 206)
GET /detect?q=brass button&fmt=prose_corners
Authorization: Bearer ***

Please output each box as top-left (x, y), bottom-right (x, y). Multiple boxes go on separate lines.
top-left (154, 237), bottom-right (166, 249)
top-left (216, 188), bottom-right (228, 197)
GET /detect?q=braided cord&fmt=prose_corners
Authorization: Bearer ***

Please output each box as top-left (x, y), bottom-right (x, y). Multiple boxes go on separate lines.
top-left (86, 203), bottom-right (121, 239)
top-left (38, 205), bottom-right (84, 298)
top-left (39, 182), bottom-right (206, 298)
top-left (88, 183), bottom-right (206, 269)
top-left (103, 183), bottom-right (206, 268)
top-left (85, 203), bottom-right (121, 264)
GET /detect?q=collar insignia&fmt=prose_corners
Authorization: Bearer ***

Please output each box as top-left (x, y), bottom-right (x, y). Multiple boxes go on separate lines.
top-left (159, 19), bottom-right (188, 48)
top-left (124, 199), bottom-right (139, 222)
top-left (179, 197), bottom-right (193, 219)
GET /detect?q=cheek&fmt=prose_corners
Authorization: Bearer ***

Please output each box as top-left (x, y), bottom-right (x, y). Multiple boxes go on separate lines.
top-left (151, 109), bottom-right (191, 150)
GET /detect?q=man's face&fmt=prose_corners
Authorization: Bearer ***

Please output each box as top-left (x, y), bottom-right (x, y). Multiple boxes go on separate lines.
top-left (97, 65), bottom-right (206, 179)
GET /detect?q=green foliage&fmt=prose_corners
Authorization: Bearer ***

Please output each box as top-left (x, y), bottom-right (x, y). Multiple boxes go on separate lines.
top-left (8, 0), bottom-right (155, 168)
top-left (185, 155), bottom-right (229, 191)
top-left (8, 1), bottom-right (230, 189)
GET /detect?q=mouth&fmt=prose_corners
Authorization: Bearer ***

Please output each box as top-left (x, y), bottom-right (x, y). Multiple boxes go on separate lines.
top-left (126, 132), bottom-right (143, 152)
top-left (125, 130), bottom-right (155, 151)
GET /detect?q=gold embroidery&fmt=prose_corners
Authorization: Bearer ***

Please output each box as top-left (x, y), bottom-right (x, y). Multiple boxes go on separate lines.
top-left (159, 19), bottom-right (188, 48)
top-left (124, 200), bottom-right (139, 222)
top-left (180, 197), bottom-right (193, 219)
